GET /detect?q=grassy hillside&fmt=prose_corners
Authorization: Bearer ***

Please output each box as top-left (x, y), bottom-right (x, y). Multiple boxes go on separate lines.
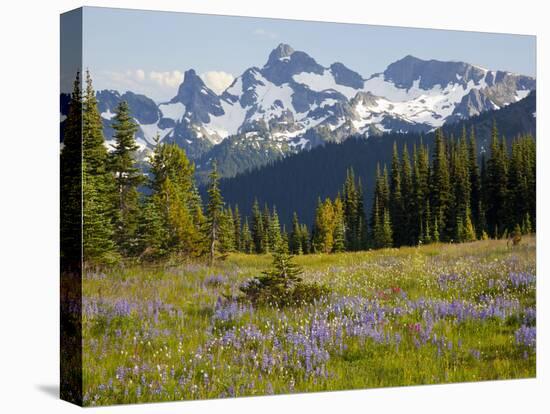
top-left (81, 236), bottom-right (536, 405)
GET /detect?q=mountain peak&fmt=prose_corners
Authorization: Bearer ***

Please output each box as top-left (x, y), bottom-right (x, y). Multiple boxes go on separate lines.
top-left (183, 68), bottom-right (201, 83)
top-left (171, 68), bottom-right (209, 102)
top-left (265, 43), bottom-right (296, 67)
top-left (383, 55), bottom-right (484, 89)
top-left (271, 43), bottom-right (295, 59)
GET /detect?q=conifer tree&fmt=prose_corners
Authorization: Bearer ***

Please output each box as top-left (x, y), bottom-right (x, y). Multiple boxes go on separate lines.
top-left (313, 198), bottom-right (335, 253)
top-left (413, 142), bottom-right (430, 243)
top-left (260, 246), bottom-right (303, 290)
top-left (507, 136), bottom-right (536, 233)
top-left (462, 206), bottom-right (476, 242)
top-left (430, 129), bottom-right (451, 241)
top-left (381, 208), bottom-right (393, 248)
top-left (423, 200), bottom-right (432, 244)
top-left (233, 204), bottom-right (242, 252)
top-left (371, 197), bottom-right (385, 249)
top-left (262, 204), bottom-right (272, 253)
top-left (433, 217), bottom-right (440, 243)
top-left (251, 199), bottom-right (264, 254)
top-left (300, 224), bottom-right (311, 254)
top-left (240, 244), bottom-right (305, 306)
top-left (468, 126), bottom-right (482, 234)
top-left (343, 168), bottom-right (358, 250)
top-left (218, 206), bottom-right (235, 253)
top-left (356, 179), bottom-right (367, 249)
top-left (281, 226), bottom-right (290, 254)
top-left (401, 144), bottom-right (413, 245)
top-left (148, 138), bottom-right (201, 257)
top-left (82, 70), bottom-right (117, 264)
top-left (382, 165), bottom-right (390, 211)
top-left (333, 196), bottom-right (346, 252)
top-left (241, 218), bottom-right (253, 253)
top-left (60, 72), bottom-right (83, 268)
top-left (522, 212), bottom-right (532, 235)
top-left (188, 184), bottom-right (206, 246)
top-left (389, 142), bottom-right (404, 246)
top-left (136, 196), bottom-right (167, 259)
top-left (269, 206), bottom-right (283, 251)
top-left (206, 162), bottom-right (224, 265)
top-left (485, 122), bottom-right (508, 237)
top-left (448, 129), bottom-right (471, 241)
top-left (109, 100), bottom-right (145, 255)
top-left (290, 212), bottom-right (303, 255)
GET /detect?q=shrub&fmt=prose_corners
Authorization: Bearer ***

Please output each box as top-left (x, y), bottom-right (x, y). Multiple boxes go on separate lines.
top-left (239, 246), bottom-right (329, 307)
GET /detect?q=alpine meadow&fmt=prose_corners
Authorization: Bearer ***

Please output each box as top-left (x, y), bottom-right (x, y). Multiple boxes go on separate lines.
top-left (60, 7), bottom-right (536, 407)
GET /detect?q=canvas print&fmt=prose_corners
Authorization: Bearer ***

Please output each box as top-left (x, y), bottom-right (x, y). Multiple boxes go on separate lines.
top-left (60, 7), bottom-right (536, 406)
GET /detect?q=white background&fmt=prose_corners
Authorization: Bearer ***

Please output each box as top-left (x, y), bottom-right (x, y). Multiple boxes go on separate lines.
top-left (0, 0), bottom-right (547, 412)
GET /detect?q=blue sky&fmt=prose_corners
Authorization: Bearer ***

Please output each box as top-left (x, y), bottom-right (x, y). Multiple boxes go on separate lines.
top-left (77, 6), bottom-right (536, 101)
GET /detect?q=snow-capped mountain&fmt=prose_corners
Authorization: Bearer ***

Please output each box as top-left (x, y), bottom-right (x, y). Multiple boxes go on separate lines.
top-left (61, 43), bottom-right (535, 178)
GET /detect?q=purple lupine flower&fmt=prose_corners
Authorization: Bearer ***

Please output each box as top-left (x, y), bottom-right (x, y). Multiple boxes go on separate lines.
top-left (515, 325), bottom-right (536, 350)
top-left (204, 274), bottom-right (227, 287)
top-left (523, 307), bottom-right (536, 325)
top-left (508, 272), bottom-right (536, 289)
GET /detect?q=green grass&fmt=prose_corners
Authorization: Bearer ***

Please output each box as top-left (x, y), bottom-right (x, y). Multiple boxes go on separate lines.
top-left (81, 236), bottom-right (536, 405)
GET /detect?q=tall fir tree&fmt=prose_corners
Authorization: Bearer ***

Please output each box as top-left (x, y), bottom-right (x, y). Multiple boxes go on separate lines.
top-left (251, 199), bottom-right (264, 254)
top-left (485, 122), bottom-right (509, 237)
top-left (389, 142), bottom-right (404, 246)
top-left (268, 206), bottom-right (283, 251)
top-left (467, 126), bottom-right (482, 235)
top-left (206, 162), bottom-right (224, 264)
top-left (82, 70), bottom-right (117, 264)
top-left (430, 129), bottom-right (451, 241)
top-left (313, 198), bottom-right (336, 253)
top-left (333, 196), bottom-right (346, 252)
top-left (356, 179), bottom-right (368, 249)
top-left (109, 100), bottom-right (145, 255)
top-left (60, 72), bottom-right (83, 268)
top-left (342, 168), bottom-right (358, 250)
top-left (371, 197), bottom-right (383, 248)
top-left (218, 206), bottom-right (235, 253)
top-left (449, 129), bottom-right (472, 242)
top-left (413, 141), bottom-right (430, 244)
top-left (290, 212), bottom-right (303, 255)
top-left (401, 144), bottom-right (414, 245)
top-left (381, 208), bottom-right (393, 248)
top-left (300, 224), bottom-right (311, 254)
top-left (148, 138), bottom-right (202, 257)
top-left (233, 204), bottom-right (242, 252)
top-left (241, 218), bottom-right (253, 253)
top-left (262, 203), bottom-right (272, 253)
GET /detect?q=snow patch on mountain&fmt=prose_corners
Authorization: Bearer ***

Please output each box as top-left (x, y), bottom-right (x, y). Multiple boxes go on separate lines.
top-left (516, 90), bottom-right (530, 101)
top-left (293, 70), bottom-right (359, 99)
top-left (203, 99), bottom-right (248, 141)
top-left (159, 102), bottom-right (186, 121)
top-left (101, 109), bottom-right (116, 120)
top-left (140, 123), bottom-right (173, 145)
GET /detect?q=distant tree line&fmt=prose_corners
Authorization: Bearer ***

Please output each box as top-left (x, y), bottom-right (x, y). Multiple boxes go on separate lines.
top-left (366, 126), bottom-right (535, 249)
top-left (61, 73), bottom-right (536, 265)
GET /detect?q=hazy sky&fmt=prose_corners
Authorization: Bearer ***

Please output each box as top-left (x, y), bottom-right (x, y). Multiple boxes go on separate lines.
top-left (77, 6), bottom-right (536, 101)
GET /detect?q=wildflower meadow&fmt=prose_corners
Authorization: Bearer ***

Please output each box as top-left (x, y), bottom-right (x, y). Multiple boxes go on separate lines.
top-left (81, 236), bottom-right (536, 405)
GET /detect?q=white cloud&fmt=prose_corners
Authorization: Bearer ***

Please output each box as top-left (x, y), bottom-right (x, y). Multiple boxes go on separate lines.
top-left (135, 69), bottom-right (146, 81)
top-left (92, 69), bottom-right (233, 101)
top-left (253, 28), bottom-right (278, 40)
top-left (94, 69), bottom-right (186, 102)
top-left (200, 71), bottom-right (235, 94)
top-left (149, 70), bottom-right (184, 88)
